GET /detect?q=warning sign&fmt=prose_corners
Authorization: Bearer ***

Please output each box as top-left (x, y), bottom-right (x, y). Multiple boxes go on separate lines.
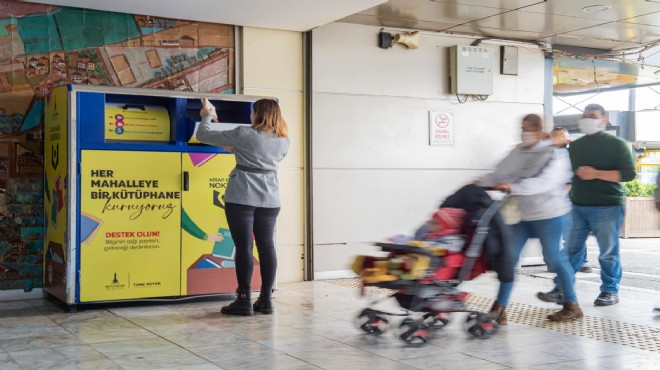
top-left (429, 111), bottom-right (454, 146)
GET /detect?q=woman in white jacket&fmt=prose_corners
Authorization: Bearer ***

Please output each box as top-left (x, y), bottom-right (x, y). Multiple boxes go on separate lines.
top-left (479, 114), bottom-right (582, 324)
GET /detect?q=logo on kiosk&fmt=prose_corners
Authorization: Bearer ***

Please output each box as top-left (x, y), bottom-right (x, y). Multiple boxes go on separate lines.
top-left (105, 272), bottom-right (126, 290)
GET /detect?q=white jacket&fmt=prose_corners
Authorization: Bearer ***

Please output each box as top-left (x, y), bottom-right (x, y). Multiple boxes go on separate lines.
top-left (479, 139), bottom-right (572, 221)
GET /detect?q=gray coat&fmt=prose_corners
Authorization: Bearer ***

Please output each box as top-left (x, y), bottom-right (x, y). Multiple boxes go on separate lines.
top-left (479, 139), bottom-right (572, 221)
top-left (196, 118), bottom-right (289, 208)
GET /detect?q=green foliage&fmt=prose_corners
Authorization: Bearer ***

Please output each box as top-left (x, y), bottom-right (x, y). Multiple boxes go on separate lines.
top-left (625, 179), bottom-right (656, 197)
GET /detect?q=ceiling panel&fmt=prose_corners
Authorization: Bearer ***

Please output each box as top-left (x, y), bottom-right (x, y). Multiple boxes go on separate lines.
top-left (338, 0), bottom-right (660, 53)
top-left (338, 13), bottom-right (457, 31)
top-left (347, 1), bottom-right (507, 23)
top-left (458, 12), bottom-right (607, 35)
top-left (428, 0), bottom-right (543, 9)
top-left (522, 0), bottom-right (660, 21)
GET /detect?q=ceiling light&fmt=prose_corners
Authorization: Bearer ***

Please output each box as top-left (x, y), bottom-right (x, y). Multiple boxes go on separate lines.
top-left (582, 5), bottom-right (612, 12)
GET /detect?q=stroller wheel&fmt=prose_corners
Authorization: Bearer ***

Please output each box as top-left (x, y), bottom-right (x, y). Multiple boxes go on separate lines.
top-left (355, 308), bottom-right (389, 335)
top-left (465, 312), bottom-right (498, 339)
top-left (422, 312), bottom-right (451, 330)
top-left (397, 318), bottom-right (430, 345)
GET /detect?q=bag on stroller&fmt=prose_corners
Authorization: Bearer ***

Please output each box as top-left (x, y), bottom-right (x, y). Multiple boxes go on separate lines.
top-left (351, 184), bottom-right (513, 344)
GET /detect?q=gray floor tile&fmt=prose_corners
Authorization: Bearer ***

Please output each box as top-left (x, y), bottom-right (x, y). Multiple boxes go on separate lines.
top-left (0, 332), bottom-right (85, 352)
top-left (397, 352), bottom-right (510, 370)
top-left (213, 353), bottom-right (320, 370)
top-left (90, 336), bottom-right (182, 357)
top-left (7, 344), bottom-right (107, 368)
top-left (108, 346), bottom-right (211, 369)
top-left (0, 352), bottom-right (21, 370)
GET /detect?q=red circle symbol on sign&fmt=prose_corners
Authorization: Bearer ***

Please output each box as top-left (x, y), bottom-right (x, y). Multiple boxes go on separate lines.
top-left (435, 114), bottom-right (449, 128)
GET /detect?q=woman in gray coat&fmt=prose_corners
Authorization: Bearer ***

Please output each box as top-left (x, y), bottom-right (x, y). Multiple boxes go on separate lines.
top-left (197, 99), bottom-right (289, 316)
top-left (479, 114), bottom-right (581, 323)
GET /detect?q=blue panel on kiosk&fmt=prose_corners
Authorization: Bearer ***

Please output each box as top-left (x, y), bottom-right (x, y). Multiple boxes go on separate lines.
top-left (76, 92), bottom-right (106, 146)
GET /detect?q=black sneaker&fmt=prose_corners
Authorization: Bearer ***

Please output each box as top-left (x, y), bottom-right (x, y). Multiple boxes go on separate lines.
top-left (594, 292), bottom-right (619, 306)
top-left (536, 288), bottom-right (563, 305)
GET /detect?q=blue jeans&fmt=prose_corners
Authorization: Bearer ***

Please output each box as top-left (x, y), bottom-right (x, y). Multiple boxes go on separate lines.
top-left (225, 203), bottom-right (280, 291)
top-left (555, 205), bottom-right (624, 294)
top-left (498, 213), bottom-right (577, 305)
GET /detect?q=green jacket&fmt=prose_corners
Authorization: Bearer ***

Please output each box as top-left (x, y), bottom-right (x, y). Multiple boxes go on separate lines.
top-left (568, 132), bottom-right (636, 206)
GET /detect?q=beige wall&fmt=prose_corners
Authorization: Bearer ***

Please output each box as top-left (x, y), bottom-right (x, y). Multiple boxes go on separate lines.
top-left (241, 27), bottom-right (305, 283)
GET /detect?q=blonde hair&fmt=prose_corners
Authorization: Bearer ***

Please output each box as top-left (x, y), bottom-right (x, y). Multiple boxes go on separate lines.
top-left (251, 99), bottom-right (288, 138)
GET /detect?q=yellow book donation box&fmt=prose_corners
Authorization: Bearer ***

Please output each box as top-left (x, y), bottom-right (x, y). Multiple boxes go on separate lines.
top-left (44, 85), bottom-right (267, 308)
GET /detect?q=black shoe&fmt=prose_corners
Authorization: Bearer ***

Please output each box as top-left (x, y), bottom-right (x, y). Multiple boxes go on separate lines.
top-left (594, 292), bottom-right (619, 306)
top-left (253, 296), bottom-right (273, 314)
top-left (579, 265), bottom-right (593, 273)
top-left (536, 288), bottom-right (563, 305)
top-left (221, 290), bottom-right (253, 316)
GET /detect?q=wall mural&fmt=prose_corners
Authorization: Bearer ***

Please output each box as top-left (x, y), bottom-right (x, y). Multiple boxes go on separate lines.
top-left (0, 0), bottom-right (235, 291)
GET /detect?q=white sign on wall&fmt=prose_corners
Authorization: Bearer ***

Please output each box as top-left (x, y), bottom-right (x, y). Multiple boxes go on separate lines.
top-left (429, 111), bottom-right (454, 146)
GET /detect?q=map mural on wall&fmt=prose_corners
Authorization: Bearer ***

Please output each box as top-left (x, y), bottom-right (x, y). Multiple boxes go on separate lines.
top-left (0, 0), bottom-right (235, 291)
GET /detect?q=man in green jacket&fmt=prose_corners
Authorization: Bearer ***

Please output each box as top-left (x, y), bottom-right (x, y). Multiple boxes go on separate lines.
top-left (538, 103), bottom-right (636, 306)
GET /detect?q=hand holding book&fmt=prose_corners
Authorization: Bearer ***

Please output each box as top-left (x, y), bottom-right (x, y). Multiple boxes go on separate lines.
top-left (201, 98), bottom-right (218, 122)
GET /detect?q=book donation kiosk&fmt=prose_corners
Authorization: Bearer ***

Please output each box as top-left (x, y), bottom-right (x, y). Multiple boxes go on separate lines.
top-left (44, 85), bottom-right (265, 307)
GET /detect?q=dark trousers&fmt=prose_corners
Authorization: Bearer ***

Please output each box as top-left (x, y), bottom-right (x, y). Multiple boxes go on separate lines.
top-left (224, 202), bottom-right (280, 292)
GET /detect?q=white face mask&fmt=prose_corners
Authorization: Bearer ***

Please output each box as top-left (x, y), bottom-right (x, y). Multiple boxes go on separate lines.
top-left (521, 132), bottom-right (538, 145)
top-left (578, 118), bottom-right (603, 135)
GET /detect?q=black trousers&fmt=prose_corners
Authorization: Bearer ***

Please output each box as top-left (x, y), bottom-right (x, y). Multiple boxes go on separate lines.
top-left (224, 202), bottom-right (280, 292)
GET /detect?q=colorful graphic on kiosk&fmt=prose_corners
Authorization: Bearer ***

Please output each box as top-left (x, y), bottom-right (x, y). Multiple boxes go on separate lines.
top-left (180, 152), bottom-right (262, 295)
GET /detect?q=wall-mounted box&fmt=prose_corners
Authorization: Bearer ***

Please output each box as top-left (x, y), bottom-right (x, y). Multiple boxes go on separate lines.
top-left (448, 45), bottom-right (494, 95)
top-left (500, 45), bottom-right (519, 75)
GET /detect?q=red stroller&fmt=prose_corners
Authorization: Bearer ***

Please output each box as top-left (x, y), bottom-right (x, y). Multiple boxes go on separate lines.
top-left (352, 185), bottom-right (513, 344)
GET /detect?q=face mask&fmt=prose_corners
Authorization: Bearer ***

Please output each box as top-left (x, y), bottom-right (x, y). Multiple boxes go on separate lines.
top-left (578, 118), bottom-right (603, 135)
top-left (521, 132), bottom-right (537, 145)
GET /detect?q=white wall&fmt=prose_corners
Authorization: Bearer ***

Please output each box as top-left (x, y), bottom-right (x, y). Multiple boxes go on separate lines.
top-left (311, 22), bottom-right (546, 278)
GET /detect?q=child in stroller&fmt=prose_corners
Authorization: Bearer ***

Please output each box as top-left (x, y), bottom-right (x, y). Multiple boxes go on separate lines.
top-left (352, 184), bottom-right (513, 344)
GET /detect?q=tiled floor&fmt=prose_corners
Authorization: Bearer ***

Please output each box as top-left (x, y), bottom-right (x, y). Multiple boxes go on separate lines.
top-left (1, 273), bottom-right (659, 369)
